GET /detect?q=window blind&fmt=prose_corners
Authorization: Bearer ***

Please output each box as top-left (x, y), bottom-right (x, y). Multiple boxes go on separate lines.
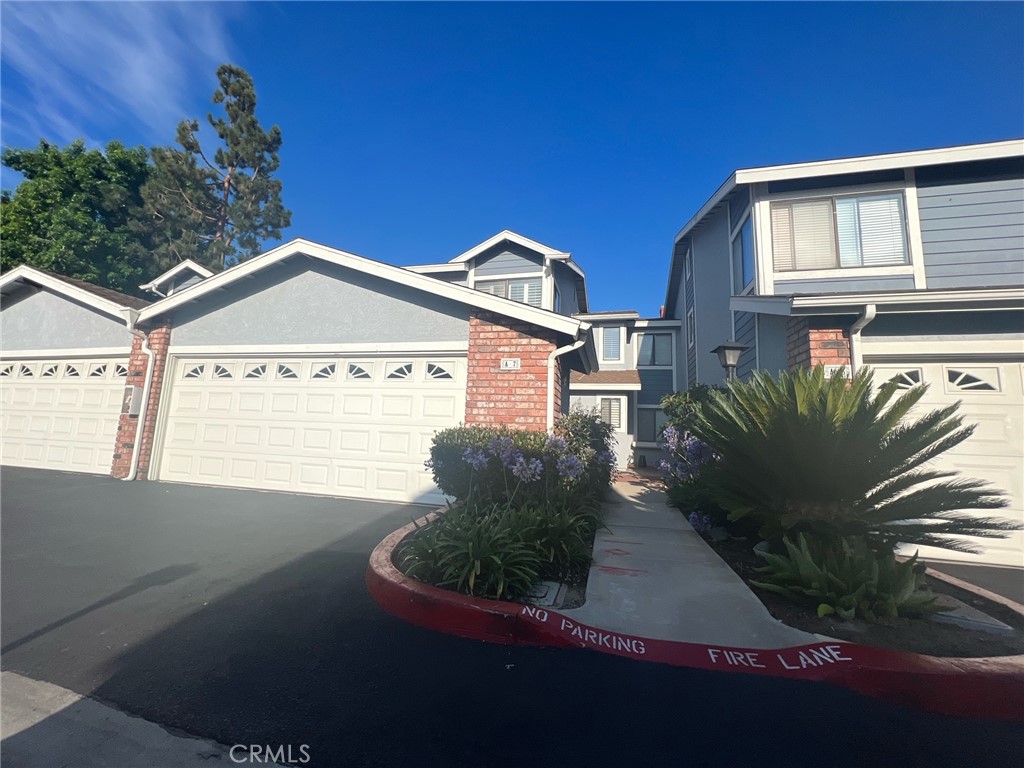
top-left (602, 327), bottom-right (621, 360)
top-left (599, 398), bottom-right (621, 429)
top-left (509, 278), bottom-right (542, 307)
top-left (849, 195), bottom-right (906, 266)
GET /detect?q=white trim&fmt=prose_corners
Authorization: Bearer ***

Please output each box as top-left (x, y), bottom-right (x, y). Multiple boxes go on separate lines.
top-left (848, 304), bottom-right (877, 374)
top-left (470, 270), bottom-right (545, 283)
top-left (548, 337), bottom-right (587, 430)
top-left (0, 265), bottom-right (137, 321)
top-left (686, 308), bottom-right (696, 349)
top-left (773, 266), bottom-right (915, 281)
top-left (136, 238), bottom-right (584, 338)
top-left (167, 341), bottom-right (470, 356)
top-left (404, 263), bottom-right (468, 274)
top-left (753, 185), bottom-right (773, 295)
top-left (765, 179), bottom-right (908, 204)
top-left (569, 382), bottom-right (642, 392)
top-left (574, 311), bottom-right (640, 322)
top-left (139, 259), bottom-right (214, 293)
top-left (0, 346), bottom-right (131, 359)
top-left (729, 287), bottom-right (1024, 316)
top-left (449, 230), bottom-right (570, 264)
top-left (903, 169), bottom-right (928, 290)
top-left (633, 319), bottom-right (682, 328)
top-left (599, 326), bottom-right (625, 363)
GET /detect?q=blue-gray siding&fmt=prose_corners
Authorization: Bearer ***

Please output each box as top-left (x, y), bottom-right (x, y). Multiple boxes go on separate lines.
top-left (756, 314), bottom-right (790, 375)
top-left (638, 368), bottom-right (674, 405)
top-left (0, 289), bottom-right (132, 352)
top-left (689, 207), bottom-right (735, 386)
top-left (553, 262), bottom-right (580, 316)
top-left (773, 275), bottom-right (916, 295)
top-left (917, 176), bottom-right (1024, 289)
top-left (734, 311), bottom-right (757, 379)
top-left (685, 259), bottom-right (697, 388)
top-left (172, 259), bottom-right (471, 346)
top-left (473, 244), bottom-right (544, 276)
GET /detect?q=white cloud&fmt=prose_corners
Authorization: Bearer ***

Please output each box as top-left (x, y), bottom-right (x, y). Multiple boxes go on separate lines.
top-left (1, 2), bottom-right (236, 147)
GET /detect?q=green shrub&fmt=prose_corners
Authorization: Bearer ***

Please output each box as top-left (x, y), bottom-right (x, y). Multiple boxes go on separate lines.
top-left (661, 384), bottom-right (729, 434)
top-left (554, 406), bottom-right (617, 489)
top-left (689, 365), bottom-right (1018, 554)
top-left (515, 499), bottom-right (604, 581)
top-left (752, 534), bottom-right (941, 621)
top-left (396, 503), bottom-right (543, 600)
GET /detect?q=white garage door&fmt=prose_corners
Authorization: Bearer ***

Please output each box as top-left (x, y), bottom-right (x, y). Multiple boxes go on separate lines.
top-left (0, 357), bottom-right (128, 474)
top-left (874, 362), bottom-right (1024, 567)
top-left (155, 356), bottom-right (466, 504)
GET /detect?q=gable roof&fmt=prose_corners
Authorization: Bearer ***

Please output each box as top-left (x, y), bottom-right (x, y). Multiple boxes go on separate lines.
top-left (664, 138), bottom-right (1024, 316)
top-left (136, 237), bottom-right (590, 342)
top-left (0, 265), bottom-right (149, 318)
top-left (448, 230), bottom-right (570, 264)
top-left (139, 259), bottom-right (214, 295)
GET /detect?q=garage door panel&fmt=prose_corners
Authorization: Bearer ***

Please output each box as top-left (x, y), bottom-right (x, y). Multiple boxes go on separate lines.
top-left (156, 356), bottom-right (465, 503)
top-left (873, 362), bottom-right (1023, 566)
top-left (1, 356), bottom-right (128, 475)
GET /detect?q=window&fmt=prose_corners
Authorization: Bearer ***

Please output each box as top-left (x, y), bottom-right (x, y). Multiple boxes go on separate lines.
top-left (637, 408), bottom-right (668, 443)
top-left (114, 364), bottom-right (129, 378)
top-left (772, 193), bottom-right (908, 272)
top-left (554, 286), bottom-right (561, 314)
top-left (213, 364), bottom-right (233, 380)
top-left (731, 216), bottom-right (755, 292)
top-left (946, 368), bottom-right (998, 392)
top-left (41, 364), bottom-right (58, 378)
top-left (183, 364), bottom-right (204, 380)
top-left (638, 333), bottom-right (672, 366)
top-left (426, 362), bottom-right (454, 380)
top-left (684, 246), bottom-right (692, 279)
top-left (88, 363), bottom-right (106, 378)
top-left (346, 363), bottom-right (372, 380)
top-left (599, 397), bottom-right (622, 430)
top-left (311, 363), bottom-right (336, 380)
top-left (601, 327), bottom-right (622, 362)
top-left (244, 363), bottom-right (267, 380)
top-left (276, 363), bottom-right (299, 380)
top-left (386, 362), bottom-right (413, 380)
top-left (475, 277), bottom-right (543, 307)
top-left (64, 364), bottom-right (80, 378)
top-left (686, 309), bottom-right (696, 349)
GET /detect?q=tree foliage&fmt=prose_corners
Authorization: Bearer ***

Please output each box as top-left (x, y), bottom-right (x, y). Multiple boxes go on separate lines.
top-left (139, 64), bottom-right (291, 271)
top-left (688, 365), bottom-right (1018, 553)
top-left (0, 140), bottom-right (152, 294)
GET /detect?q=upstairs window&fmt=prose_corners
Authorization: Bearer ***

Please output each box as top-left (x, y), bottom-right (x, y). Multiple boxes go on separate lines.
top-left (476, 277), bottom-right (542, 307)
top-left (638, 333), bottom-right (672, 366)
top-left (772, 192), bottom-right (908, 272)
top-left (601, 327), bottom-right (622, 362)
top-left (731, 216), bottom-right (755, 292)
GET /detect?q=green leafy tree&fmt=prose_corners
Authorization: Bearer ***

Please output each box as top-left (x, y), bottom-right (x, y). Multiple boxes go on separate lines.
top-left (1, 140), bottom-right (152, 294)
top-left (140, 64), bottom-right (291, 271)
top-left (689, 365), bottom-right (1019, 553)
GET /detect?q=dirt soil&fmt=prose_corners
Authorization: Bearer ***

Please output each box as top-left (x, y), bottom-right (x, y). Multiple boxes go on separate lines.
top-left (708, 536), bottom-right (1024, 658)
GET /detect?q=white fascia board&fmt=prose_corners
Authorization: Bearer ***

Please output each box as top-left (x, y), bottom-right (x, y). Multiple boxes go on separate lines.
top-left (634, 319), bottom-right (682, 328)
top-left (569, 382), bottom-right (642, 392)
top-left (168, 341), bottom-right (470, 356)
top-left (139, 259), bottom-right (215, 291)
top-left (137, 238), bottom-right (585, 338)
top-left (0, 265), bottom-right (132, 321)
top-left (791, 287), bottom-right (1024, 310)
top-left (0, 346), bottom-right (132, 359)
top-left (448, 230), bottom-right (570, 264)
top-left (734, 139), bottom-right (1024, 186)
top-left (404, 263), bottom-right (468, 275)
top-left (573, 311), bottom-right (640, 322)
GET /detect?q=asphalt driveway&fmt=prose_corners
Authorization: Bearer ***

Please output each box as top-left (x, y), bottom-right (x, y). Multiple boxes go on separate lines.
top-left (2, 468), bottom-right (1022, 767)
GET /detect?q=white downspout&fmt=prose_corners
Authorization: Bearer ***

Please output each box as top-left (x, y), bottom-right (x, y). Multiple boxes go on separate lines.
top-left (547, 336), bottom-right (586, 431)
top-left (122, 318), bottom-right (156, 481)
top-left (848, 304), bottom-right (877, 375)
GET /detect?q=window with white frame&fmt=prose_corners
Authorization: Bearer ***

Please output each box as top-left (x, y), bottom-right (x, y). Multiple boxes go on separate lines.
top-left (684, 245), bottom-right (692, 279)
top-left (638, 333), bottom-right (672, 366)
top-left (686, 309), bottom-right (696, 349)
top-left (554, 285), bottom-right (561, 314)
top-left (637, 407), bottom-right (668, 443)
top-left (771, 192), bottom-right (908, 271)
top-left (598, 397), bottom-right (623, 430)
top-left (601, 326), bottom-right (622, 362)
top-left (475, 277), bottom-right (543, 307)
top-left (731, 216), bottom-right (755, 293)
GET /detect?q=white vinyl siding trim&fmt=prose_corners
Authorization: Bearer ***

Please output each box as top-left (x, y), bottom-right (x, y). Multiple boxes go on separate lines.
top-left (601, 327), bottom-right (623, 362)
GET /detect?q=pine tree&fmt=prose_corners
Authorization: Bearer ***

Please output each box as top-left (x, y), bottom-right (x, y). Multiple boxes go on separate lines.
top-left (140, 64), bottom-right (291, 271)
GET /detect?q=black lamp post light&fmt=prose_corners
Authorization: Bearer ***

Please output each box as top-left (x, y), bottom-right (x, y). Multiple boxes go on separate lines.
top-left (711, 341), bottom-right (750, 381)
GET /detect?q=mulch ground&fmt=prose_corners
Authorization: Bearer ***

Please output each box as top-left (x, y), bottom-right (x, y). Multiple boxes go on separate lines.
top-left (707, 535), bottom-right (1024, 658)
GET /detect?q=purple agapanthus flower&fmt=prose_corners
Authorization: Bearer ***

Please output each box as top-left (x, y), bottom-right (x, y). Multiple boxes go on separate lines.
top-left (544, 435), bottom-right (568, 454)
top-left (511, 456), bottom-right (543, 482)
top-left (661, 425), bottom-right (682, 453)
top-left (596, 450), bottom-right (616, 469)
top-left (462, 447), bottom-right (488, 470)
top-left (556, 454), bottom-right (584, 481)
top-left (487, 436), bottom-right (516, 466)
top-left (688, 511), bottom-right (713, 535)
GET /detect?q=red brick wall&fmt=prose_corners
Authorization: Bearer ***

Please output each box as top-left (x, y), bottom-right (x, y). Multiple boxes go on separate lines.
top-left (466, 311), bottom-right (558, 430)
top-left (786, 317), bottom-right (851, 370)
top-left (111, 322), bottom-right (171, 479)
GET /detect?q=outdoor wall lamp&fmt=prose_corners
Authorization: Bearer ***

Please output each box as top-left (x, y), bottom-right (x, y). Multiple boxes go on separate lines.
top-left (711, 341), bottom-right (750, 381)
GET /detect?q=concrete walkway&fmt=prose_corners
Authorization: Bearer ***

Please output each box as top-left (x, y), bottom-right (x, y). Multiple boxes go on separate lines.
top-left (561, 475), bottom-right (819, 648)
top-left (1, 671), bottom-right (274, 768)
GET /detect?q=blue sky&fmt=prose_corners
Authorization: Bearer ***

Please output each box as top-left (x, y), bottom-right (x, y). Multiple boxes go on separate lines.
top-left (2, 2), bottom-right (1022, 315)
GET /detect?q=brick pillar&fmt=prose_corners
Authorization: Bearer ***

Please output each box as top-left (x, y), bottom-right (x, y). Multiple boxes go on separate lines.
top-left (111, 322), bottom-right (171, 479)
top-left (786, 317), bottom-right (851, 371)
top-left (466, 311), bottom-right (558, 430)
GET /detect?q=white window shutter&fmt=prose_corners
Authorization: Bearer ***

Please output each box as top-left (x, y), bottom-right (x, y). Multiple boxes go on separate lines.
top-left (857, 195), bottom-right (906, 266)
top-left (600, 398), bottom-right (621, 429)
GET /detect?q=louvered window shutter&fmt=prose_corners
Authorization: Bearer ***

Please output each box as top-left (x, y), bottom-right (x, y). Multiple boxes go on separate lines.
top-left (848, 195), bottom-right (906, 266)
top-left (600, 398), bottom-right (621, 429)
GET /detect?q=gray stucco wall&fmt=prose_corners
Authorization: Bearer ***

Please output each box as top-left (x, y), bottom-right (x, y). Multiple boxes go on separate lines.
top-left (917, 176), bottom-right (1024, 289)
top-left (690, 207), bottom-right (734, 386)
top-left (773, 275), bottom-right (916, 295)
top-left (1, 288), bottom-right (132, 352)
top-left (734, 311), bottom-right (757, 379)
top-left (473, 243), bottom-right (544, 276)
top-left (756, 314), bottom-right (790, 375)
top-left (171, 258), bottom-right (471, 347)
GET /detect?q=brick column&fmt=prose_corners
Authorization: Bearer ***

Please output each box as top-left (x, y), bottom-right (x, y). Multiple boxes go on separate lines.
top-left (111, 322), bottom-right (171, 479)
top-left (786, 317), bottom-right (851, 371)
top-left (466, 311), bottom-right (558, 430)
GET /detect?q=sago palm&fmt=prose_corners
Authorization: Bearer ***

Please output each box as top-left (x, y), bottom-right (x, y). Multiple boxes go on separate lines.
top-left (689, 365), bottom-right (1017, 553)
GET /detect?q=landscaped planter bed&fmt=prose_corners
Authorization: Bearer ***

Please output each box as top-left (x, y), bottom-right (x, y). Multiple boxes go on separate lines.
top-left (706, 535), bottom-right (1024, 658)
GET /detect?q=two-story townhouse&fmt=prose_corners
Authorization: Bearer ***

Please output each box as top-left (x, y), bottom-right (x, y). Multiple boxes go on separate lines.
top-left (664, 139), bottom-right (1024, 567)
top-left (568, 312), bottom-right (680, 469)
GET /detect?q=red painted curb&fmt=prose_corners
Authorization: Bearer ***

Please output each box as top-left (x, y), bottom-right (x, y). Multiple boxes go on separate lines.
top-left (366, 519), bottom-right (1024, 722)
